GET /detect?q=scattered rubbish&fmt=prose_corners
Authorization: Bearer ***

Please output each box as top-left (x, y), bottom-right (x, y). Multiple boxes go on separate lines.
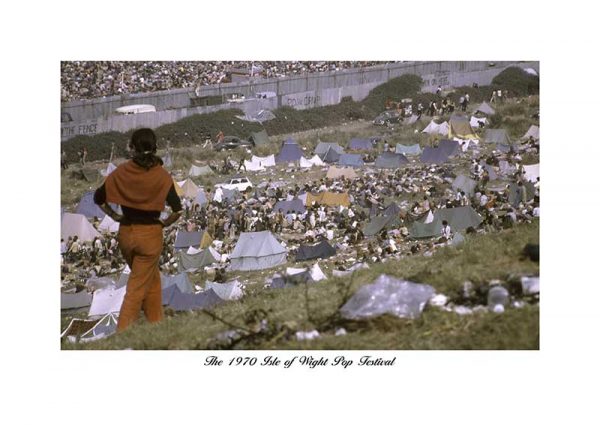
top-left (488, 286), bottom-right (510, 313)
top-left (521, 276), bottom-right (539, 295)
top-left (429, 294), bottom-right (448, 307)
top-left (335, 328), bottom-right (347, 336)
top-left (296, 330), bottom-right (320, 341)
top-left (86, 277), bottom-right (116, 292)
top-left (453, 305), bottom-right (473, 315)
top-left (340, 274), bottom-right (435, 320)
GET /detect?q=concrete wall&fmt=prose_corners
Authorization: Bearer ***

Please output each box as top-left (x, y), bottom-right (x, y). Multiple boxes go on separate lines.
top-left (61, 61), bottom-right (539, 141)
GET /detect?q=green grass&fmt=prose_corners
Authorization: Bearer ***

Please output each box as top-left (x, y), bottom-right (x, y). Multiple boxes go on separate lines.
top-left (62, 221), bottom-right (539, 350)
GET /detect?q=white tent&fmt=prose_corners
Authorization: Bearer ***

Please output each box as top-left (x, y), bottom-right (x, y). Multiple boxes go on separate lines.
top-left (522, 125), bottom-right (540, 140)
top-left (523, 164), bottom-right (540, 182)
top-left (230, 231), bottom-right (287, 271)
top-left (251, 154), bottom-right (276, 167)
top-left (244, 159), bottom-right (266, 171)
top-left (189, 164), bottom-right (214, 177)
top-left (422, 120), bottom-right (449, 136)
top-left (300, 155), bottom-right (326, 168)
top-left (286, 263), bottom-right (327, 282)
top-left (98, 215), bottom-right (120, 233)
top-left (61, 213), bottom-right (100, 242)
top-left (205, 280), bottom-right (243, 300)
top-left (88, 285), bottom-right (126, 317)
top-left (470, 116), bottom-right (487, 128)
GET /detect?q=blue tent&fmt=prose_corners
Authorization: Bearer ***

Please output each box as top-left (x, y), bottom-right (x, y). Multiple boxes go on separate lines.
top-left (275, 143), bottom-right (303, 163)
top-left (76, 191), bottom-right (106, 219)
top-left (315, 142), bottom-right (344, 155)
top-left (338, 153), bottom-right (364, 167)
top-left (273, 198), bottom-right (306, 214)
top-left (438, 139), bottom-right (461, 157)
top-left (375, 152), bottom-right (408, 169)
top-left (321, 147), bottom-right (341, 163)
top-left (420, 147), bottom-right (451, 164)
top-left (164, 286), bottom-right (224, 311)
top-left (348, 138), bottom-right (373, 151)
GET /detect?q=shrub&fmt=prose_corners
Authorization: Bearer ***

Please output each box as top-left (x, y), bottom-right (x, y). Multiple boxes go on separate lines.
top-left (492, 66), bottom-right (539, 96)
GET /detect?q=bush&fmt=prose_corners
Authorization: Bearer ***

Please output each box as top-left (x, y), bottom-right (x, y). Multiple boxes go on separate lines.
top-left (492, 67), bottom-right (539, 96)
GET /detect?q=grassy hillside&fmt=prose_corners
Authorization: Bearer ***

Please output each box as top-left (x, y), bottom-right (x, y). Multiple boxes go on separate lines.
top-left (63, 221), bottom-right (539, 350)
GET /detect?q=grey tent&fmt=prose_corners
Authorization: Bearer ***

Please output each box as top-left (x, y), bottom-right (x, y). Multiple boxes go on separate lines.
top-left (452, 175), bottom-right (477, 196)
top-left (221, 188), bottom-right (242, 203)
top-left (273, 198), bottom-right (306, 214)
top-left (480, 162), bottom-right (498, 181)
top-left (81, 168), bottom-right (99, 182)
top-left (61, 291), bottom-right (92, 310)
top-left (177, 249), bottom-right (218, 272)
top-left (249, 129), bottom-right (270, 145)
top-left (165, 286), bottom-right (224, 311)
top-left (439, 139), bottom-right (461, 157)
top-left (348, 138), bottom-right (374, 151)
top-left (522, 125), bottom-right (539, 140)
top-left (382, 202), bottom-right (401, 217)
top-left (508, 182), bottom-right (536, 207)
top-left (375, 152), bottom-right (408, 169)
top-left (275, 143), bottom-right (303, 163)
top-left (395, 144), bottom-right (422, 156)
top-left (230, 231), bottom-right (287, 271)
top-left (76, 191), bottom-right (106, 219)
top-left (484, 129), bottom-right (512, 145)
top-left (338, 153), bottom-right (364, 167)
top-left (320, 146), bottom-right (341, 163)
top-left (409, 206), bottom-right (482, 238)
top-left (162, 272), bottom-right (194, 294)
top-left (420, 147), bottom-right (451, 164)
top-left (189, 164), bottom-right (214, 177)
top-left (194, 190), bottom-right (209, 206)
top-left (173, 230), bottom-right (211, 250)
top-left (363, 214), bottom-right (400, 237)
top-left (315, 142), bottom-right (344, 156)
top-left (475, 102), bottom-right (495, 115)
top-left (296, 240), bottom-right (336, 261)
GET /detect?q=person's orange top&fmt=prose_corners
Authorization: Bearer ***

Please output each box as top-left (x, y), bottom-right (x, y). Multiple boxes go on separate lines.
top-left (104, 160), bottom-right (173, 211)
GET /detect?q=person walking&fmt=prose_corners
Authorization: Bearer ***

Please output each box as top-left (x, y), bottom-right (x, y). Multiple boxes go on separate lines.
top-left (93, 128), bottom-right (182, 331)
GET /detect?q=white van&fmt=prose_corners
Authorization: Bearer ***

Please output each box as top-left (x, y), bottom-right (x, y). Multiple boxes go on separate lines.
top-left (114, 104), bottom-right (156, 115)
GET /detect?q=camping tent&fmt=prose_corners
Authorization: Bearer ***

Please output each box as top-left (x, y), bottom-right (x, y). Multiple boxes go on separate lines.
top-left (470, 116), bottom-right (487, 128)
top-left (161, 272), bottom-right (194, 293)
top-left (326, 166), bottom-right (358, 180)
top-left (348, 138), bottom-right (374, 151)
top-left (439, 139), bottom-right (461, 157)
top-left (98, 215), bottom-right (120, 233)
top-left (100, 163), bottom-right (117, 177)
top-left (229, 231), bottom-right (287, 271)
top-left (205, 280), bottom-right (244, 301)
top-left (315, 142), bottom-right (344, 156)
top-left (420, 147), bottom-right (452, 164)
top-left (320, 146), bottom-right (341, 163)
top-left (306, 191), bottom-right (351, 207)
top-left (395, 144), bottom-right (422, 156)
top-left (296, 240), bottom-right (336, 261)
top-left (522, 125), bottom-right (540, 140)
top-left (194, 190), bottom-right (209, 207)
top-left (61, 213), bottom-right (100, 242)
top-left (409, 206), bottom-right (482, 238)
top-left (484, 129), bottom-right (512, 145)
top-left (180, 178), bottom-right (199, 198)
top-left (338, 153), bottom-right (364, 167)
top-left (363, 214), bottom-right (400, 237)
top-left (474, 102), bottom-right (495, 115)
top-left (174, 230), bottom-right (213, 250)
top-left (61, 291), bottom-right (93, 310)
top-left (300, 155), bottom-right (325, 168)
top-left (523, 164), bottom-right (540, 182)
top-left (422, 120), bottom-right (449, 136)
top-left (76, 191), bottom-right (106, 219)
top-left (273, 198), bottom-right (306, 214)
top-left (249, 129), bottom-right (270, 145)
top-left (449, 115), bottom-right (477, 139)
top-left (508, 182), bottom-right (536, 207)
top-left (177, 249), bottom-right (218, 272)
top-left (452, 175), bottom-right (478, 196)
top-left (164, 286), bottom-right (224, 311)
top-left (251, 155), bottom-right (276, 167)
top-left (88, 285), bottom-right (126, 317)
top-left (189, 164), bottom-right (214, 177)
top-left (244, 159), bottom-right (265, 172)
top-left (275, 143), bottom-right (303, 163)
top-left (375, 152), bottom-right (408, 169)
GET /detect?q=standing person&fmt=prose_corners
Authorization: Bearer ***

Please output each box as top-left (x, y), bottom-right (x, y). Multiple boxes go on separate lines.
top-left (490, 90), bottom-right (497, 103)
top-left (93, 128), bottom-right (182, 331)
top-left (441, 220), bottom-right (452, 240)
top-left (497, 89), bottom-right (503, 103)
top-left (81, 147), bottom-right (88, 166)
top-left (61, 150), bottom-right (68, 169)
top-left (109, 142), bottom-right (115, 163)
top-left (417, 103), bottom-right (424, 120)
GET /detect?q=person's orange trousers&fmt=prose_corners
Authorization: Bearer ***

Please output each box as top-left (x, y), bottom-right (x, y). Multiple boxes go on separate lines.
top-left (117, 223), bottom-right (163, 331)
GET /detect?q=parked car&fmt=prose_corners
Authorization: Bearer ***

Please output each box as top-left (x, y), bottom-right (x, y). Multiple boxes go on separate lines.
top-left (373, 110), bottom-right (402, 126)
top-left (214, 136), bottom-right (255, 151)
top-left (215, 176), bottom-right (253, 192)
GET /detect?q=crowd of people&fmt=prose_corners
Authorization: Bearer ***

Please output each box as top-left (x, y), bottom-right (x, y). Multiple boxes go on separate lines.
top-left (61, 131), bottom-right (539, 290)
top-left (61, 61), bottom-right (396, 102)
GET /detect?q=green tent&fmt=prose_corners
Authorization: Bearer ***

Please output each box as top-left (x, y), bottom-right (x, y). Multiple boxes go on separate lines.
top-left (409, 207), bottom-right (482, 238)
top-left (363, 214), bottom-right (400, 237)
top-left (177, 249), bottom-right (218, 272)
top-left (249, 129), bottom-right (270, 146)
top-left (484, 129), bottom-right (512, 145)
top-left (452, 175), bottom-right (478, 196)
top-left (508, 182), bottom-right (536, 207)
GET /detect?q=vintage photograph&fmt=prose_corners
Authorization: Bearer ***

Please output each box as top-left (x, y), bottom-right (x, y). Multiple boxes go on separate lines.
top-left (59, 60), bottom-right (540, 349)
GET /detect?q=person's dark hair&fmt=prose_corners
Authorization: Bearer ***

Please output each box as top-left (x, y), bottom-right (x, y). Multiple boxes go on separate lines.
top-left (442, 220), bottom-right (448, 226)
top-left (129, 128), bottom-right (163, 170)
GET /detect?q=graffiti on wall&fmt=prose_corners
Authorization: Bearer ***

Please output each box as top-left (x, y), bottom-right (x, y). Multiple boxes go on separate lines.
top-left (422, 71), bottom-right (451, 89)
top-left (61, 122), bottom-right (98, 140)
top-left (285, 94), bottom-right (321, 108)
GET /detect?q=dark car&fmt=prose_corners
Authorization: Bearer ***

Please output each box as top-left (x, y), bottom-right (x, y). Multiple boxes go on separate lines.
top-left (373, 110), bottom-right (402, 126)
top-left (214, 136), bottom-right (255, 151)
